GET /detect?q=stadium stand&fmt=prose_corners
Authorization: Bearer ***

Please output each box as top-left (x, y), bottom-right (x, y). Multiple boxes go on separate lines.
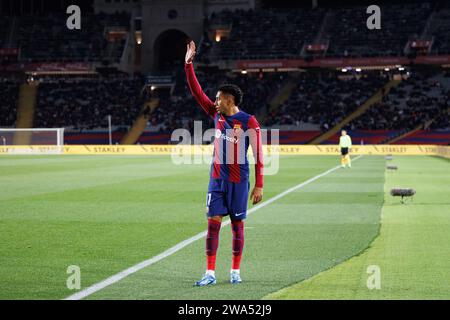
top-left (0, 78), bottom-right (19, 127)
top-left (322, 3), bottom-right (433, 58)
top-left (60, 129), bottom-right (450, 146)
top-left (427, 2), bottom-right (450, 55)
top-left (199, 3), bottom-right (435, 60)
top-left (0, 17), bottom-right (10, 48)
top-left (198, 7), bottom-right (326, 61)
top-left (348, 70), bottom-right (450, 131)
top-left (16, 12), bottom-right (129, 62)
top-left (394, 129), bottom-right (450, 144)
top-left (264, 72), bottom-right (387, 131)
top-left (3, 68), bottom-right (449, 144)
top-left (1, 1), bottom-right (450, 145)
top-left (34, 75), bottom-right (145, 130)
top-left (319, 130), bottom-right (400, 145)
top-left (320, 129), bottom-right (450, 145)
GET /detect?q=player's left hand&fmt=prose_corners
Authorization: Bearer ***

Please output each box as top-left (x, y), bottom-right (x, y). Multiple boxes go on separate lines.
top-left (250, 187), bottom-right (263, 205)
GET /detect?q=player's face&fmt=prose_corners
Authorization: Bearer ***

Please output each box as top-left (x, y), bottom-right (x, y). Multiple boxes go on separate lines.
top-left (342, 131), bottom-right (346, 136)
top-left (215, 91), bottom-right (232, 114)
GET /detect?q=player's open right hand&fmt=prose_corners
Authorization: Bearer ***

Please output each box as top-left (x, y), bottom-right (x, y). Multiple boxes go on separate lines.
top-left (185, 41), bottom-right (196, 64)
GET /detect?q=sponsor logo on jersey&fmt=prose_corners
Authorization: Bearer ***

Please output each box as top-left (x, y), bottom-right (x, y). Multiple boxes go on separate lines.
top-left (215, 129), bottom-right (239, 144)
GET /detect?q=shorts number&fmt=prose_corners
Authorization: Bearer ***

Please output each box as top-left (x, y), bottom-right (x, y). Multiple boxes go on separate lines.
top-left (206, 193), bottom-right (212, 207)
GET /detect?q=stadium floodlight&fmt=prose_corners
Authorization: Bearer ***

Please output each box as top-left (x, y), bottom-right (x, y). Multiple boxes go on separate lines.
top-left (390, 188), bottom-right (416, 204)
top-left (356, 68), bottom-right (362, 72)
top-left (341, 68), bottom-right (348, 72)
top-left (0, 128), bottom-right (65, 155)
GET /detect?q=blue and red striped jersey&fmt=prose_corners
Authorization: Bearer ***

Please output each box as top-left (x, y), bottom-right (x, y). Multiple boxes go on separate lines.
top-left (185, 63), bottom-right (264, 187)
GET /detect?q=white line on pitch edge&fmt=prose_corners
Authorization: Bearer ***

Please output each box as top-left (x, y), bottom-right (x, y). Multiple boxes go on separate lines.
top-left (64, 155), bottom-right (363, 300)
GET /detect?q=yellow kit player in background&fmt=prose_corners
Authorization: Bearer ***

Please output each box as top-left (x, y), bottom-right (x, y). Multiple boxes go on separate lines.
top-left (339, 130), bottom-right (352, 168)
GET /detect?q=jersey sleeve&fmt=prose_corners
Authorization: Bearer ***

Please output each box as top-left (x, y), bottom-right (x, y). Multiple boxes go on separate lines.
top-left (248, 116), bottom-right (264, 188)
top-left (185, 63), bottom-right (216, 118)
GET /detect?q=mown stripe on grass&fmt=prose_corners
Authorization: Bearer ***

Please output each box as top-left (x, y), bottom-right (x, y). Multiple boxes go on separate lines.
top-left (264, 156), bottom-right (450, 299)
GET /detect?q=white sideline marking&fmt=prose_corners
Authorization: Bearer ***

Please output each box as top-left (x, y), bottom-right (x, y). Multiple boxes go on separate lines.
top-left (65, 155), bottom-right (363, 300)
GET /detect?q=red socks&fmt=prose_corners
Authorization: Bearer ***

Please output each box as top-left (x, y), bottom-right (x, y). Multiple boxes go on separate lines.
top-left (205, 219), bottom-right (245, 271)
top-left (231, 220), bottom-right (244, 270)
top-left (206, 219), bottom-right (221, 270)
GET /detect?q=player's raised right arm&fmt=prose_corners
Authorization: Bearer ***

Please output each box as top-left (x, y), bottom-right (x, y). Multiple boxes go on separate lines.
top-left (185, 41), bottom-right (216, 117)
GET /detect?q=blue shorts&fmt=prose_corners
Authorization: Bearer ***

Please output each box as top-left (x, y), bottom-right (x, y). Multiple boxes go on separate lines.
top-left (206, 179), bottom-right (250, 220)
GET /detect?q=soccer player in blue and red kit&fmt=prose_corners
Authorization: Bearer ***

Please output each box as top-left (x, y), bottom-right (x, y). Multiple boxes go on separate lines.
top-left (185, 41), bottom-right (264, 286)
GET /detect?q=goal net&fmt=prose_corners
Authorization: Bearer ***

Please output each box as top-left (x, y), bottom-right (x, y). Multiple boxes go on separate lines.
top-left (0, 128), bottom-right (65, 155)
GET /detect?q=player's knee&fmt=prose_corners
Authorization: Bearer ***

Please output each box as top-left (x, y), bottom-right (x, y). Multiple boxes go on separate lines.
top-left (209, 216), bottom-right (222, 223)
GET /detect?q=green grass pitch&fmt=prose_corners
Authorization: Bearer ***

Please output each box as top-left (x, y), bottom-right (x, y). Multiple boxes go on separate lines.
top-left (0, 155), bottom-right (448, 299)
